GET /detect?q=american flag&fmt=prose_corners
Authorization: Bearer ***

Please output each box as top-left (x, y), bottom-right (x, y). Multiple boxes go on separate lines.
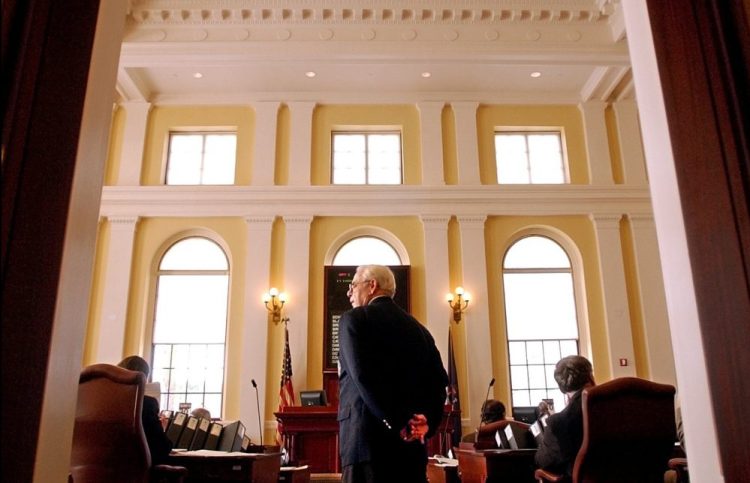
top-left (279, 320), bottom-right (296, 408)
top-left (276, 319), bottom-right (295, 448)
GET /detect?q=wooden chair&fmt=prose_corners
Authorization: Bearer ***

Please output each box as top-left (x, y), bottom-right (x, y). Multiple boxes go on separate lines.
top-left (70, 363), bottom-right (187, 483)
top-left (535, 377), bottom-right (676, 483)
top-left (475, 419), bottom-right (535, 450)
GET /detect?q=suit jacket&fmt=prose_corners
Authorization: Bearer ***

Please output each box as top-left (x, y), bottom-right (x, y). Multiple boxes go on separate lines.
top-left (534, 390), bottom-right (584, 477)
top-left (337, 296), bottom-right (448, 470)
top-left (142, 395), bottom-right (173, 465)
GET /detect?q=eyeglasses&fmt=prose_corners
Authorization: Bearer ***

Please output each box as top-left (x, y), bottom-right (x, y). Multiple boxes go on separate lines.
top-left (348, 280), bottom-right (372, 291)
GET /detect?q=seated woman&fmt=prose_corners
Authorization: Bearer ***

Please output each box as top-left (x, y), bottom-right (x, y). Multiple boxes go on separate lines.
top-left (461, 399), bottom-right (506, 443)
top-left (118, 355), bottom-right (173, 464)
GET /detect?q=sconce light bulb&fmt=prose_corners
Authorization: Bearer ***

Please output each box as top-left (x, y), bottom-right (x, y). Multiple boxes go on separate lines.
top-left (463, 292), bottom-right (471, 302)
top-left (446, 293), bottom-right (454, 302)
top-left (455, 286), bottom-right (464, 296)
top-left (262, 293), bottom-right (271, 303)
top-left (279, 292), bottom-right (288, 303)
top-left (269, 287), bottom-right (279, 297)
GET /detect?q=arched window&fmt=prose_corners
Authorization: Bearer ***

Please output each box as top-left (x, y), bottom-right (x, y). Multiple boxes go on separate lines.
top-left (151, 237), bottom-right (229, 418)
top-left (503, 235), bottom-right (579, 412)
top-left (332, 236), bottom-right (402, 265)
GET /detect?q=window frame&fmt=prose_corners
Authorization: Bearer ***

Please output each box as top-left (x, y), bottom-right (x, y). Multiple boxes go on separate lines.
top-left (330, 130), bottom-right (404, 185)
top-left (149, 235), bottom-right (230, 418)
top-left (494, 130), bottom-right (568, 184)
top-left (501, 233), bottom-right (583, 410)
top-left (164, 130), bottom-right (237, 186)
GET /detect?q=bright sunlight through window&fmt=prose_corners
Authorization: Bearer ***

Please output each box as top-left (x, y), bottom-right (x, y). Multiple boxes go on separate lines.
top-left (503, 235), bottom-right (579, 411)
top-left (165, 132), bottom-right (237, 185)
top-left (151, 237), bottom-right (229, 418)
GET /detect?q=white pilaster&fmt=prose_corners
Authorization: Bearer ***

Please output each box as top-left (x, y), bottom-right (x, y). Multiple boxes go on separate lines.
top-left (287, 102), bottom-right (316, 186)
top-left (623, 5), bottom-right (722, 479)
top-left (457, 215), bottom-right (492, 428)
top-left (579, 101), bottom-right (614, 185)
top-left (417, 102), bottom-right (446, 186)
top-left (239, 216), bottom-right (275, 443)
top-left (117, 101), bottom-right (151, 185)
top-left (251, 101), bottom-right (280, 186)
top-left (282, 215), bottom-right (314, 395)
top-left (590, 214), bottom-right (636, 377)
top-left (612, 100), bottom-right (648, 186)
top-left (451, 102), bottom-right (481, 185)
top-left (420, 215), bottom-right (452, 367)
top-left (95, 216), bottom-right (139, 363)
top-left (628, 214), bottom-right (676, 385)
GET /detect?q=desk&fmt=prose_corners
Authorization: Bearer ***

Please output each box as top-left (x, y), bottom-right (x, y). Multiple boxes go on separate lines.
top-left (455, 447), bottom-right (537, 483)
top-left (427, 458), bottom-right (460, 483)
top-left (168, 450), bottom-right (281, 483)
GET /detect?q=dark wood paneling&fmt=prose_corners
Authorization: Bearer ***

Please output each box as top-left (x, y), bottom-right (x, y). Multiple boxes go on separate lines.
top-left (0, 1), bottom-right (101, 482)
top-left (646, 1), bottom-right (750, 481)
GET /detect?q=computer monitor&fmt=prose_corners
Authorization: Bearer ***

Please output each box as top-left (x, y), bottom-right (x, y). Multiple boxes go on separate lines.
top-left (300, 390), bottom-right (328, 406)
top-left (512, 406), bottom-right (537, 424)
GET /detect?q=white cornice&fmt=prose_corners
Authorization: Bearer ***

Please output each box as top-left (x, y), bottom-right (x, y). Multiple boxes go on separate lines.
top-left (99, 184), bottom-right (652, 218)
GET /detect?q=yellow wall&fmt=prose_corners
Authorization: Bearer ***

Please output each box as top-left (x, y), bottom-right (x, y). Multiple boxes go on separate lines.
top-left (103, 106), bottom-right (125, 185)
top-left (311, 105), bottom-right (422, 185)
top-left (477, 105), bottom-right (590, 184)
top-left (124, 217), bottom-right (247, 417)
top-left (140, 106), bottom-right (254, 185)
top-left (306, 217), bottom-right (427, 388)
top-left (484, 216), bottom-right (613, 402)
top-left (88, 101), bottom-right (662, 427)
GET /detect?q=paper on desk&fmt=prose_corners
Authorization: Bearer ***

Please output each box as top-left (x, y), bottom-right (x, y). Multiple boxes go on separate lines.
top-left (431, 456), bottom-right (458, 466)
top-left (281, 465), bottom-right (310, 471)
top-left (176, 450), bottom-right (250, 457)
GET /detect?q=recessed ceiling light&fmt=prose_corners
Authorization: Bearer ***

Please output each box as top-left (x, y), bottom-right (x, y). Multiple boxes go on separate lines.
top-left (530, 71), bottom-right (542, 78)
top-left (421, 72), bottom-right (432, 78)
top-left (193, 72), bottom-right (203, 79)
top-left (305, 71), bottom-right (316, 78)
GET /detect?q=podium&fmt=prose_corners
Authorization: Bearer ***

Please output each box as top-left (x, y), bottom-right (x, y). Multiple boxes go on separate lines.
top-left (274, 406), bottom-right (339, 473)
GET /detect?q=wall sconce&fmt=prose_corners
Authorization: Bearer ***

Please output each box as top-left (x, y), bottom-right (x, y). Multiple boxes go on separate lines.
top-left (263, 287), bottom-right (287, 324)
top-left (446, 287), bottom-right (470, 322)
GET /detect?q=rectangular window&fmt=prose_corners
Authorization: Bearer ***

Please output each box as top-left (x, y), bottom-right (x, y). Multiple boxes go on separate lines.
top-left (165, 132), bottom-right (237, 185)
top-left (331, 132), bottom-right (402, 185)
top-left (495, 131), bottom-right (566, 184)
top-left (152, 343), bottom-right (225, 419)
top-left (508, 339), bottom-right (578, 412)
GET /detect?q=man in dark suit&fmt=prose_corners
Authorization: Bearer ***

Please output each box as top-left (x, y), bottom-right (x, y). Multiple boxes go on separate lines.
top-left (118, 355), bottom-right (173, 465)
top-left (535, 355), bottom-right (595, 478)
top-left (337, 265), bottom-right (448, 483)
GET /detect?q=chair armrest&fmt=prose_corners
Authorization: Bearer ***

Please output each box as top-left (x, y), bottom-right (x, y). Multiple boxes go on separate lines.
top-left (668, 457), bottom-right (687, 470)
top-left (668, 458), bottom-right (689, 482)
top-left (534, 468), bottom-right (566, 482)
top-left (151, 464), bottom-right (188, 483)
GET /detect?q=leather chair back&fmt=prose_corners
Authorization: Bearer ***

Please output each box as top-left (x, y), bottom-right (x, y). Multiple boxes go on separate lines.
top-left (573, 377), bottom-right (676, 483)
top-left (475, 419), bottom-right (535, 450)
top-left (70, 363), bottom-right (151, 483)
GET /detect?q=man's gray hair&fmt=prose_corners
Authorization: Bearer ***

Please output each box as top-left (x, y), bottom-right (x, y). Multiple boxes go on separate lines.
top-left (554, 355), bottom-right (593, 393)
top-left (358, 265), bottom-right (396, 297)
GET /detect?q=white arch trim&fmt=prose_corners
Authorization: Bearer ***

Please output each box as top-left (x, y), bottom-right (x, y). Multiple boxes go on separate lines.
top-left (324, 225), bottom-right (410, 266)
top-left (500, 225), bottom-right (592, 362)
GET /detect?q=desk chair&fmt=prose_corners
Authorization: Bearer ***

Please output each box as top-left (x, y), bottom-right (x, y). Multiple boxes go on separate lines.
top-left (70, 363), bottom-right (187, 483)
top-left (535, 377), bottom-right (676, 483)
top-left (475, 420), bottom-right (535, 450)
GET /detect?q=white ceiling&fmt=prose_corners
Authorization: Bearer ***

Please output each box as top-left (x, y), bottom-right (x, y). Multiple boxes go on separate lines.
top-left (118, 0), bottom-right (633, 105)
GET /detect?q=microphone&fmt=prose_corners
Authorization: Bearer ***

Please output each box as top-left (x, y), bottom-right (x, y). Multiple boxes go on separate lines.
top-left (251, 379), bottom-right (263, 447)
top-left (477, 377), bottom-right (496, 434)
